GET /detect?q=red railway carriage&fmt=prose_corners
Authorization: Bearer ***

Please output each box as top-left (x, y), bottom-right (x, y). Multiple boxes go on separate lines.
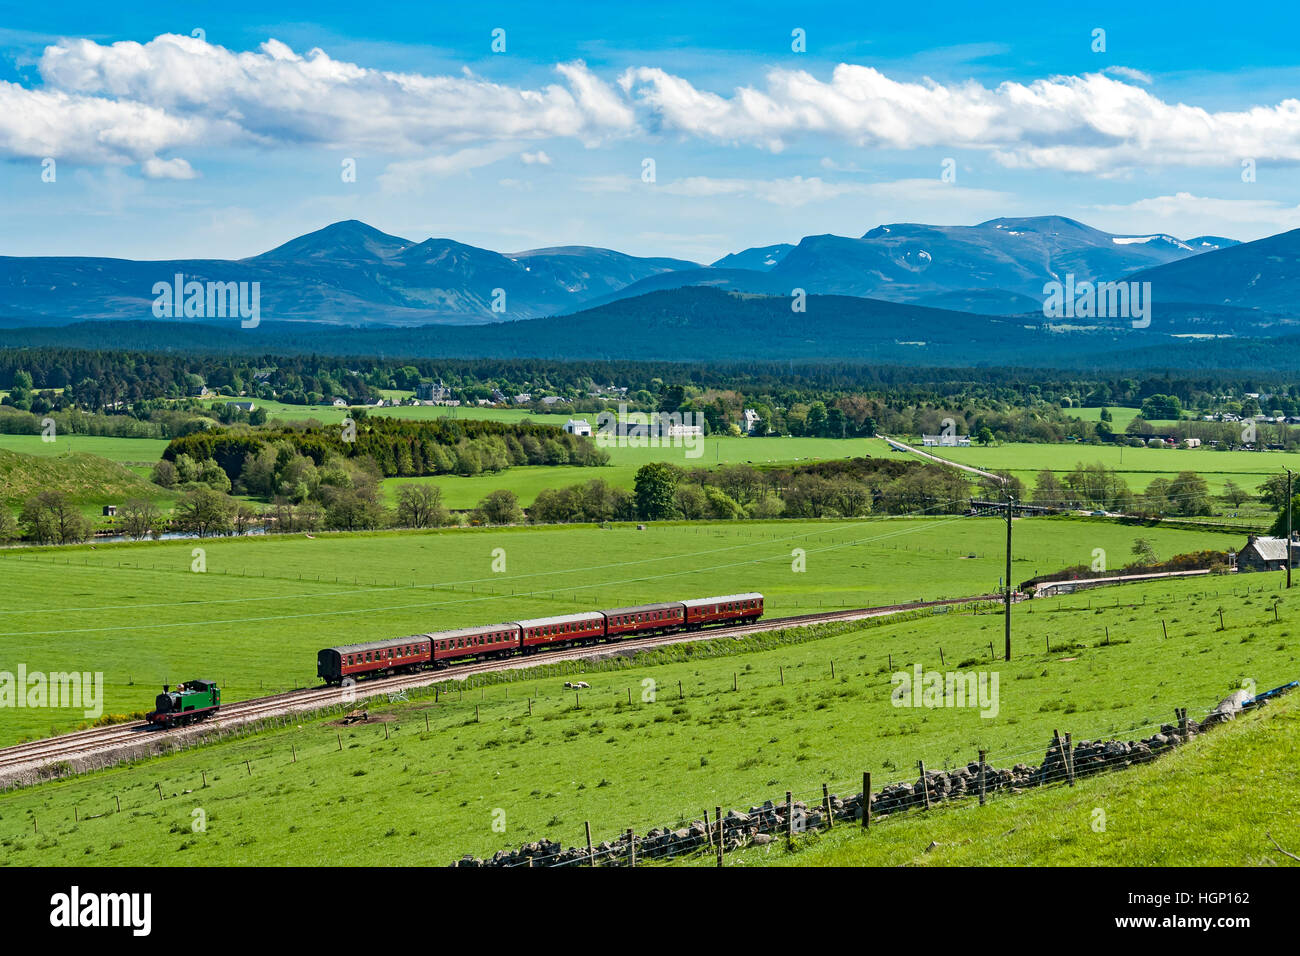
top-left (317, 636), bottom-right (432, 684)
top-left (431, 623), bottom-right (522, 666)
top-left (681, 593), bottom-right (764, 628)
top-left (516, 612), bottom-right (605, 650)
top-left (603, 602), bottom-right (687, 637)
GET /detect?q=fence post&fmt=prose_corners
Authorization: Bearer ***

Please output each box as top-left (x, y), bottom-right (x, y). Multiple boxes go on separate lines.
top-left (715, 806), bottom-right (724, 867)
top-left (862, 772), bottom-right (871, 829)
top-left (201, 771), bottom-right (207, 789)
top-left (626, 828), bottom-right (635, 868)
top-left (337, 733), bottom-right (343, 751)
top-left (291, 744), bottom-right (297, 763)
top-left (978, 750), bottom-right (987, 806)
top-left (1064, 733), bottom-right (1075, 786)
top-left (786, 790), bottom-right (795, 848)
top-left (918, 761), bottom-right (931, 810)
top-left (115, 795), bottom-right (121, 813)
top-left (823, 782), bottom-right (833, 829)
top-left (585, 820), bottom-right (594, 867)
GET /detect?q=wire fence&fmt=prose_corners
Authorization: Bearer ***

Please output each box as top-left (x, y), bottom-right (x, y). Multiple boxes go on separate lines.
top-left (486, 695), bottom-right (1263, 868)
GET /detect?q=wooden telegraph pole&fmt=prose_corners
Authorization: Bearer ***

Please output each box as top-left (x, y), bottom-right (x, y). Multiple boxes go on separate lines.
top-left (1287, 469), bottom-right (1293, 590)
top-left (1004, 492), bottom-right (1014, 661)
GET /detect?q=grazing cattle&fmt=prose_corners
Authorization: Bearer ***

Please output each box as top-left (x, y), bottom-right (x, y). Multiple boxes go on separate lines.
top-left (564, 681), bottom-right (591, 689)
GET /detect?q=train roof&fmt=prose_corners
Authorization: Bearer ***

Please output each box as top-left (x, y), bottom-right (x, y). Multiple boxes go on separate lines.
top-left (324, 624), bottom-right (521, 655)
top-left (603, 602), bottom-right (684, 615)
top-left (513, 612), bottom-right (605, 628)
top-left (429, 623), bottom-right (520, 640)
top-left (681, 593), bottom-right (763, 608)
top-left (322, 635), bottom-right (437, 655)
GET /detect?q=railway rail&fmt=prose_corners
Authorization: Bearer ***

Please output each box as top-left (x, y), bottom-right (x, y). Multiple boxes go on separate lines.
top-left (0, 594), bottom-right (999, 786)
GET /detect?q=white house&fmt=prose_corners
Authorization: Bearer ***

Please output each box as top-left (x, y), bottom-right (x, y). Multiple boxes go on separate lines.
top-left (563, 418), bottom-right (593, 436)
top-left (921, 434), bottom-right (971, 447)
top-left (742, 408), bottom-right (761, 434)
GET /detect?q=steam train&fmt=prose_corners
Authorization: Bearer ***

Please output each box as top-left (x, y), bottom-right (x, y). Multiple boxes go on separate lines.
top-left (146, 679), bottom-right (222, 727)
top-left (316, 593), bottom-right (764, 685)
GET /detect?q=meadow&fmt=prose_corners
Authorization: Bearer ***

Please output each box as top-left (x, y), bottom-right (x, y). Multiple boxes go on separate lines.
top-left (0, 516), bottom-right (1240, 741)
top-left (866, 437), bottom-right (1300, 498)
top-left (0, 569), bottom-right (1293, 866)
top-left (685, 693), bottom-right (1300, 867)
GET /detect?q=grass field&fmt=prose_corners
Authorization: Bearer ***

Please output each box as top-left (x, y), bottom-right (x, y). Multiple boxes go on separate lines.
top-left (0, 569), bottom-right (1292, 866)
top-left (0, 434), bottom-right (170, 464)
top-left (0, 516), bottom-right (1241, 741)
top-left (684, 693), bottom-right (1300, 867)
top-left (386, 436), bottom-right (869, 508)
top-left (867, 437), bottom-right (1299, 498)
top-left (0, 448), bottom-right (170, 515)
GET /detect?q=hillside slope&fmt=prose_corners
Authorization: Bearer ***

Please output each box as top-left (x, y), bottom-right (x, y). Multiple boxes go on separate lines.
top-left (729, 695), bottom-right (1299, 867)
top-left (0, 448), bottom-right (167, 509)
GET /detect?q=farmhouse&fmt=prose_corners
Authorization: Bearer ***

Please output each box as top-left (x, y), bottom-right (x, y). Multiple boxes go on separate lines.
top-left (563, 419), bottom-right (592, 436)
top-left (742, 408), bottom-right (761, 434)
top-left (1236, 534), bottom-right (1300, 572)
top-left (921, 434), bottom-right (971, 447)
top-left (225, 400), bottom-right (255, 412)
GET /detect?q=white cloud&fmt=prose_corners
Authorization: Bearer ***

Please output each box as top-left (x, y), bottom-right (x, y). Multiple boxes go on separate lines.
top-left (1104, 66), bottom-right (1153, 85)
top-left (660, 174), bottom-right (1008, 208)
top-left (619, 64), bottom-right (1300, 173)
top-left (1093, 191), bottom-right (1300, 239)
top-left (10, 32), bottom-right (1300, 181)
top-left (377, 143), bottom-right (520, 193)
top-left (141, 156), bottom-right (198, 179)
top-left (520, 150), bottom-right (552, 165)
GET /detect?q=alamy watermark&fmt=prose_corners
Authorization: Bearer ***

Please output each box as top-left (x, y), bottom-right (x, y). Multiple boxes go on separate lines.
top-left (1042, 275), bottom-right (1151, 329)
top-left (595, 404), bottom-right (704, 459)
top-left (0, 666), bottom-right (104, 719)
top-left (151, 273), bottom-right (260, 328)
top-left (890, 664), bottom-right (1000, 719)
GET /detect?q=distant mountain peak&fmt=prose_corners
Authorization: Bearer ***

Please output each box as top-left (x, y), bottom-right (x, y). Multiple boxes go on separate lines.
top-left (252, 220), bottom-right (414, 262)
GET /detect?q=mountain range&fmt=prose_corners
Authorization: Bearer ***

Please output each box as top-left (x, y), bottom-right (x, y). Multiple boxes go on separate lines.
top-left (0, 216), bottom-right (1264, 328)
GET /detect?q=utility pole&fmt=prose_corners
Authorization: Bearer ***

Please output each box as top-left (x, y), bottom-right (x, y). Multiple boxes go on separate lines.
top-left (1288, 469), bottom-right (1293, 589)
top-left (1004, 492), bottom-right (1014, 661)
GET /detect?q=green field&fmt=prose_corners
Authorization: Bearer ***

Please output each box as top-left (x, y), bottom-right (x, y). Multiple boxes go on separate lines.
top-left (689, 693), bottom-right (1300, 867)
top-left (0, 569), bottom-right (1292, 866)
top-left (0, 516), bottom-right (1241, 741)
top-left (0, 448), bottom-right (171, 516)
top-left (868, 437), bottom-right (1299, 498)
top-left (387, 436), bottom-right (869, 509)
top-left (0, 434), bottom-right (170, 464)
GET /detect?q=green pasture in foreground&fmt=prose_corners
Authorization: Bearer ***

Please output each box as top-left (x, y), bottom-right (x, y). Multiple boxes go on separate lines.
top-left (0, 570), bottom-right (1292, 866)
top-left (683, 693), bottom-right (1299, 867)
top-left (0, 516), bottom-right (1240, 741)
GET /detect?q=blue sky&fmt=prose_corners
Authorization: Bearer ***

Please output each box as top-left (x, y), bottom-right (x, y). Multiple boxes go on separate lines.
top-left (3, 0), bottom-right (1300, 261)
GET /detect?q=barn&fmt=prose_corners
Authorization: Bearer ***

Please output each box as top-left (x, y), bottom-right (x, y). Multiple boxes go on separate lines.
top-left (1236, 534), bottom-right (1300, 572)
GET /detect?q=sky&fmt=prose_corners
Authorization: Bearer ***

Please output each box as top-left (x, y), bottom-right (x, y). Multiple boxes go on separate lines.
top-left (3, 0), bottom-right (1300, 262)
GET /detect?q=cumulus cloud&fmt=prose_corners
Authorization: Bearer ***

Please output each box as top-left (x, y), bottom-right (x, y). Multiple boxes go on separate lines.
top-left (9, 32), bottom-right (1300, 180)
top-left (619, 64), bottom-right (1300, 172)
top-left (520, 150), bottom-right (552, 165)
top-left (141, 156), bottom-right (198, 179)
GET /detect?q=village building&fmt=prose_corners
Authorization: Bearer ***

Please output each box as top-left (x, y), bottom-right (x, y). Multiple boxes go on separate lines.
top-left (563, 418), bottom-right (592, 436)
top-left (1236, 534), bottom-right (1300, 572)
top-left (921, 434), bottom-right (972, 447)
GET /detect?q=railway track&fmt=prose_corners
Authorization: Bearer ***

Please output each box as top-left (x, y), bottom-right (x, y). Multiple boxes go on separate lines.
top-left (0, 594), bottom-right (999, 786)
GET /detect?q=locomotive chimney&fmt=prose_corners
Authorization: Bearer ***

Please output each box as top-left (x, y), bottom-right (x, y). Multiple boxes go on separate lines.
top-left (163, 684), bottom-right (169, 693)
